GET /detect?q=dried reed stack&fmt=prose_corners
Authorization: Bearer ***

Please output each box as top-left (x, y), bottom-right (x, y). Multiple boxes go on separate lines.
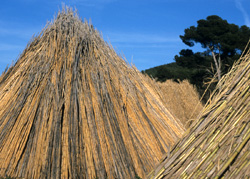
top-left (148, 43), bottom-right (250, 178)
top-left (157, 80), bottom-right (203, 127)
top-left (0, 8), bottom-right (185, 179)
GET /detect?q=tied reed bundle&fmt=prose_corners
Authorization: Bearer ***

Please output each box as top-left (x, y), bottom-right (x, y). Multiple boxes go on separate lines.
top-left (148, 41), bottom-right (250, 179)
top-left (0, 7), bottom-right (184, 179)
top-left (157, 80), bottom-right (203, 128)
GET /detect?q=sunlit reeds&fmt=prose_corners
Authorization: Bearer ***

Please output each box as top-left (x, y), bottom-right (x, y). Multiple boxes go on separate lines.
top-left (148, 41), bottom-right (250, 179)
top-left (157, 80), bottom-right (203, 128)
top-left (0, 7), bottom-right (184, 179)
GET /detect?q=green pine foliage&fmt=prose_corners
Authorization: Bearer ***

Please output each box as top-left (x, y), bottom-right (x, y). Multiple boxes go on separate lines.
top-left (143, 15), bottom-right (250, 103)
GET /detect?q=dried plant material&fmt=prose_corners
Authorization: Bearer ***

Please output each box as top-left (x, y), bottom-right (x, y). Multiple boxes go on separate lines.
top-left (157, 80), bottom-right (203, 128)
top-left (148, 41), bottom-right (250, 178)
top-left (0, 7), bottom-right (184, 179)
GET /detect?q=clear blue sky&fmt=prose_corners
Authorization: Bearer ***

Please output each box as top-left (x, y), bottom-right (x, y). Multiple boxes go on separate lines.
top-left (0, 0), bottom-right (250, 73)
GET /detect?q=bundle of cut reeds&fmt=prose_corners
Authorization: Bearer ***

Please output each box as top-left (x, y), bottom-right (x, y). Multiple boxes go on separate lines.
top-left (0, 7), bottom-right (184, 179)
top-left (148, 42), bottom-right (250, 178)
top-left (157, 80), bottom-right (203, 128)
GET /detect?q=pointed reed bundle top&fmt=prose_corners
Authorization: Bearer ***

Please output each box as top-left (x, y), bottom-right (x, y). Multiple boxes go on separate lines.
top-left (0, 8), bottom-right (184, 179)
top-left (148, 43), bottom-right (250, 178)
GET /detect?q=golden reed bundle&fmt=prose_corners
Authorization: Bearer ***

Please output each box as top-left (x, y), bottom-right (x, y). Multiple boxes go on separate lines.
top-left (148, 41), bottom-right (250, 179)
top-left (0, 7), bottom-right (184, 179)
top-left (157, 80), bottom-right (203, 128)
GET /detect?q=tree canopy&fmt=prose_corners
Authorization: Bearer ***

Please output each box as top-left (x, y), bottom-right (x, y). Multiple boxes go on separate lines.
top-left (179, 15), bottom-right (250, 81)
top-left (144, 15), bottom-right (250, 103)
top-left (180, 15), bottom-right (250, 57)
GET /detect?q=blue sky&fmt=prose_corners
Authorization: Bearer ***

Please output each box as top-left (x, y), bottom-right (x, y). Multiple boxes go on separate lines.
top-left (0, 0), bottom-right (250, 73)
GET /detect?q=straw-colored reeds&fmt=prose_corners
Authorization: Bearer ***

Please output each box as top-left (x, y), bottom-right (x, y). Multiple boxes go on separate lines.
top-left (157, 80), bottom-right (203, 127)
top-left (0, 7), bottom-right (185, 179)
top-left (148, 42), bottom-right (250, 178)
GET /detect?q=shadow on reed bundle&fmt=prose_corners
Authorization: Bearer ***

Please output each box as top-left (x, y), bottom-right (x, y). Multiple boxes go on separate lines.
top-left (148, 42), bottom-right (250, 178)
top-left (0, 7), bottom-right (185, 179)
top-left (157, 80), bottom-right (203, 128)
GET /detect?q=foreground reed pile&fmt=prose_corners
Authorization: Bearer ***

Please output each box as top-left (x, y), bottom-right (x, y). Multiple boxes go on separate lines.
top-left (158, 80), bottom-right (203, 127)
top-left (148, 44), bottom-right (250, 178)
top-left (0, 8), bottom-right (185, 179)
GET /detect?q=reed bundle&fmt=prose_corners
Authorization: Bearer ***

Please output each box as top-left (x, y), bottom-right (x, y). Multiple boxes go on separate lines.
top-left (0, 8), bottom-right (184, 179)
top-left (148, 42), bottom-right (250, 178)
top-left (157, 80), bottom-right (203, 128)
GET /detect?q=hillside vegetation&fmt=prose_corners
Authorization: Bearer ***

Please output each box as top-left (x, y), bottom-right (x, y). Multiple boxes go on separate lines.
top-left (143, 15), bottom-right (250, 103)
